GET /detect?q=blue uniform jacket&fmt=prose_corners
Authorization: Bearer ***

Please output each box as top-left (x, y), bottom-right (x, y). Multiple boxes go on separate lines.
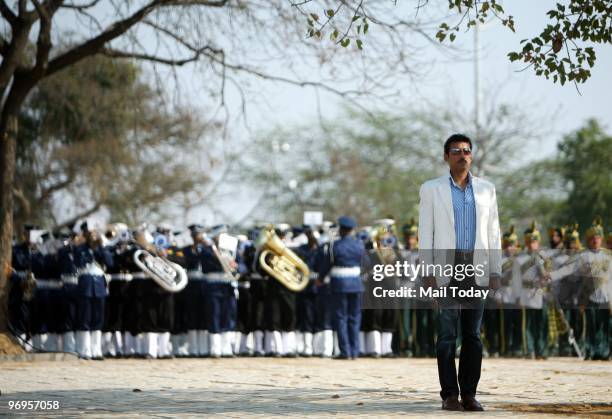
top-left (73, 244), bottom-right (113, 297)
top-left (318, 235), bottom-right (366, 293)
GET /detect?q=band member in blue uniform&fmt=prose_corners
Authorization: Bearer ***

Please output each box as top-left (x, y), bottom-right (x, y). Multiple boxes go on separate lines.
top-left (73, 225), bottom-right (113, 360)
top-left (9, 225), bottom-right (44, 351)
top-left (202, 224), bottom-right (246, 357)
top-left (58, 229), bottom-right (79, 353)
top-left (243, 227), bottom-right (268, 356)
top-left (295, 226), bottom-right (320, 356)
top-left (319, 216), bottom-right (366, 360)
top-left (182, 224), bottom-right (209, 357)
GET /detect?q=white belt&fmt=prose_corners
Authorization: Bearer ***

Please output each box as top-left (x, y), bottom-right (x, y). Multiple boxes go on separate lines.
top-left (131, 272), bottom-right (150, 279)
top-left (204, 272), bottom-right (234, 282)
top-left (187, 270), bottom-right (206, 280)
top-left (250, 273), bottom-right (265, 280)
top-left (110, 273), bottom-right (133, 281)
top-left (35, 279), bottom-right (63, 290)
top-left (61, 274), bottom-right (78, 285)
top-left (330, 266), bottom-right (361, 278)
top-left (78, 263), bottom-right (105, 277)
top-left (309, 272), bottom-right (319, 280)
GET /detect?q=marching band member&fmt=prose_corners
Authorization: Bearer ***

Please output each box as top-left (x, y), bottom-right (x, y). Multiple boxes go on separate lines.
top-left (399, 220), bottom-right (419, 357)
top-left (578, 217), bottom-right (611, 360)
top-left (313, 224), bottom-right (337, 357)
top-left (58, 227), bottom-right (79, 354)
top-left (262, 223), bottom-right (297, 357)
top-left (518, 222), bottom-right (550, 359)
top-left (318, 216), bottom-right (366, 360)
top-left (183, 224), bottom-right (209, 357)
top-left (73, 223), bottom-right (113, 360)
top-left (203, 224), bottom-right (246, 357)
top-left (102, 223), bottom-right (131, 358)
top-left (295, 226), bottom-right (320, 357)
top-left (243, 227), bottom-right (267, 356)
top-left (9, 225), bottom-right (44, 351)
top-left (498, 226), bottom-right (522, 357)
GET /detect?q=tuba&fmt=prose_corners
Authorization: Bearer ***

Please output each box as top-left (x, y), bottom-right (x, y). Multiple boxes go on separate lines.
top-left (256, 225), bottom-right (310, 292)
top-left (133, 231), bottom-right (188, 293)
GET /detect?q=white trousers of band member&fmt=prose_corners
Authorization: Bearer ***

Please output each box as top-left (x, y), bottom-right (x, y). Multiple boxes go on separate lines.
top-left (264, 331), bottom-right (282, 355)
top-left (63, 332), bottom-right (76, 353)
top-left (333, 331), bottom-right (341, 356)
top-left (19, 333), bottom-right (33, 353)
top-left (253, 330), bottom-right (265, 355)
top-left (381, 332), bottom-right (393, 355)
top-left (171, 333), bottom-right (189, 356)
top-left (76, 331), bottom-right (92, 358)
top-left (32, 334), bottom-right (48, 351)
top-left (313, 330), bottom-right (334, 357)
top-left (359, 332), bottom-right (366, 354)
top-left (238, 332), bottom-right (253, 355)
top-left (296, 331), bottom-right (313, 356)
top-left (365, 331), bottom-right (382, 356)
top-left (187, 330), bottom-right (210, 356)
top-left (102, 332), bottom-right (123, 356)
top-left (158, 332), bottom-right (171, 358)
top-left (32, 333), bottom-right (60, 352)
top-left (123, 332), bottom-right (136, 357)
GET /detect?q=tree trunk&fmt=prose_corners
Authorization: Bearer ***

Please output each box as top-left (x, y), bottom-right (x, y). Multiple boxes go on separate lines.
top-left (0, 113), bottom-right (17, 334)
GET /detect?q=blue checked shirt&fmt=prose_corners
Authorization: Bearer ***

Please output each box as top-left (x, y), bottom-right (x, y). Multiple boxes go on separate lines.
top-left (449, 172), bottom-right (476, 251)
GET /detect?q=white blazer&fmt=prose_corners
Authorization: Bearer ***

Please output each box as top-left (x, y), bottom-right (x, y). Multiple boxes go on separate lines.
top-left (418, 174), bottom-right (502, 286)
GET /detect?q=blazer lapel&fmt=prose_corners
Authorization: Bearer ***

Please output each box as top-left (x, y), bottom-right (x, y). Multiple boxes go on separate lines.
top-left (437, 175), bottom-right (455, 229)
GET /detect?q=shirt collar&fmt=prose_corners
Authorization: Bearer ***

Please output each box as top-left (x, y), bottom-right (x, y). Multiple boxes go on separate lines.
top-left (448, 171), bottom-right (472, 189)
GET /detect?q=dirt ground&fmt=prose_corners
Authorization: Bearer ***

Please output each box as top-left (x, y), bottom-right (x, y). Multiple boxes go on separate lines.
top-left (0, 356), bottom-right (610, 417)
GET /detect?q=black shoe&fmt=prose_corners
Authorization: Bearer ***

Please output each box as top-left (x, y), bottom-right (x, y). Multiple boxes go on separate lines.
top-left (333, 354), bottom-right (350, 360)
top-left (442, 396), bottom-right (463, 411)
top-left (92, 356), bottom-right (105, 361)
top-left (461, 396), bottom-right (484, 411)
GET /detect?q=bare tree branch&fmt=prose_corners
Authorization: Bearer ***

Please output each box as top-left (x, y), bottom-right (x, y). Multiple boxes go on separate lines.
top-left (61, 0), bottom-right (101, 10)
top-left (0, 1), bottom-right (16, 26)
top-left (101, 46), bottom-right (208, 66)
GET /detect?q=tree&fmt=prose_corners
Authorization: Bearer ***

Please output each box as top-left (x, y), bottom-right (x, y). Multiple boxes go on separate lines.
top-left (555, 119), bottom-right (611, 230)
top-left (246, 100), bottom-right (548, 225)
top-left (15, 56), bottom-right (214, 229)
top-left (291, 0), bottom-right (612, 87)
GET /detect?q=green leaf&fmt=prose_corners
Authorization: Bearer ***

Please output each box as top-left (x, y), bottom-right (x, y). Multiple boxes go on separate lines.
top-left (364, 22), bottom-right (369, 34)
top-left (356, 39), bottom-right (363, 50)
top-left (341, 38), bottom-right (350, 47)
top-left (449, 33), bottom-right (456, 42)
top-left (310, 13), bottom-right (319, 21)
top-left (326, 9), bottom-right (334, 18)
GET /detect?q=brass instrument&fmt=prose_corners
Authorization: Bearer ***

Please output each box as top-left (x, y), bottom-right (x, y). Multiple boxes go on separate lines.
top-left (256, 225), bottom-right (310, 292)
top-left (132, 230), bottom-right (187, 293)
top-left (22, 270), bottom-right (37, 302)
top-left (210, 236), bottom-right (240, 281)
top-left (372, 219), bottom-right (399, 265)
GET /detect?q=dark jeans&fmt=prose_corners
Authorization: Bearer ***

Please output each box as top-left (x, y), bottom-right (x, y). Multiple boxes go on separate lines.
top-left (437, 299), bottom-right (484, 400)
top-left (437, 254), bottom-right (485, 400)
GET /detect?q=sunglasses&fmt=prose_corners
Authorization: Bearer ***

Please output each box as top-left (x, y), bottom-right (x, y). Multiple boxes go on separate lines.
top-left (448, 147), bottom-right (472, 155)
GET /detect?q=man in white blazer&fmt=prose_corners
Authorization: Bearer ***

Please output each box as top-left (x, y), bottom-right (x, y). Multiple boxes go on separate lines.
top-left (418, 134), bottom-right (502, 412)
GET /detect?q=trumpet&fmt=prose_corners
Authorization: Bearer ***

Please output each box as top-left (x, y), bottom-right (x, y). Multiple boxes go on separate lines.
top-left (256, 226), bottom-right (310, 292)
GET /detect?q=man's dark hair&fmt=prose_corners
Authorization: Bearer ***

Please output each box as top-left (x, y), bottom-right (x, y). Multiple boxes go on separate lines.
top-left (444, 134), bottom-right (473, 154)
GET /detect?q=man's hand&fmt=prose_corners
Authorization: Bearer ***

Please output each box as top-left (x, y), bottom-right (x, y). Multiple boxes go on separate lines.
top-left (489, 274), bottom-right (501, 291)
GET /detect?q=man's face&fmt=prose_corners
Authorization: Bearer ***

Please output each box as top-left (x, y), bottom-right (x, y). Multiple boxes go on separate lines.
top-left (588, 235), bottom-right (602, 250)
top-left (444, 141), bottom-right (472, 172)
top-left (504, 243), bottom-right (517, 256)
top-left (404, 234), bottom-right (417, 250)
top-left (551, 232), bottom-right (562, 246)
top-left (527, 237), bottom-right (540, 251)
